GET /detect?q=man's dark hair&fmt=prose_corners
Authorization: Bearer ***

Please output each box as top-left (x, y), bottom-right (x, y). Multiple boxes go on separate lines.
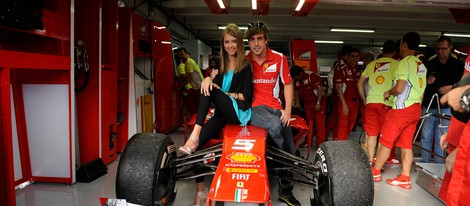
top-left (402, 32), bottom-right (420, 51)
top-left (290, 65), bottom-right (303, 77)
top-left (209, 57), bottom-right (219, 68)
top-left (340, 45), bottom-right (353, 56)
top-left (382, 40), bottom-right (396, 54)
top-left (363, 52), bottom-right (375, 61)
top-left (436, 35), bottom-right (453, 47)
top-left (176, 47), bottom-right (188, 53)
top-left (350, 48), bottom-right (360, 54)
top-left (245, 20), bottom-right (269, 40)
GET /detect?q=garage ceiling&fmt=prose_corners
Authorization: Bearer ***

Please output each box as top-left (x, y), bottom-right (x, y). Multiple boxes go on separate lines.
top-left (147, 0), bottom-right (470, 55)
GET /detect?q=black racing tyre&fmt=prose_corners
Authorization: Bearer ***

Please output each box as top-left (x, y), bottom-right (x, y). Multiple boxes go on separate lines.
top-left (116, 133), bottom-right (176, 205)
top-left (312, 141), bottom-right (373, 206)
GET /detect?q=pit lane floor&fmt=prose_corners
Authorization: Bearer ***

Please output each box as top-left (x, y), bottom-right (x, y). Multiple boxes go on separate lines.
top-left (15, 127), bottom-right (444, 206)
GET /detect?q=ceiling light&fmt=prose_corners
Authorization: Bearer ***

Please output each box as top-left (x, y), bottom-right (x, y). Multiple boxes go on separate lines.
top-left (217, 0), bottom-right (225, 9)
top-left (204, 0), bottom-right (231, 14)
top-left (454, 49), bottom-right (468, 56)
top-left (218, 26), bottom-right (248, 30)
top-left (330, 28), bottom-right (375, 33)
top-left (315, 40), bottom-right (344, 44)
top-left (295, 0), bottom-right (305, 11)
top-left (290, 0), bottom-right (318, 17)
top-left (443, 33), bottom-right (470, 38)
top-left (419, 44), bottom-right (427, 47)
top-left (153, 26), bottom-right (166, 30)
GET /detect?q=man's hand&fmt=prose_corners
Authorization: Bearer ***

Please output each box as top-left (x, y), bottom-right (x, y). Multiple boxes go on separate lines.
top-left (438, 85), bottom-right (453, 95)
top-left (384, 91), bottom-right (391, 102)
top-left (446, 148), bottom-right (457, 173)
top-left (427, 76), bottom-right (436, 85)
top-left (441, 85), bottom-right (470, 112)
top-left (280, 109), bottom-right (291, 127)
top-left (293, 102), bottom-right (301, 109)
top-left (440, 133), bottom-right (448, 151)
top-left (342, 102), bottom-right (349, 115)
top-left (210, 69), bottom-right (218, 79)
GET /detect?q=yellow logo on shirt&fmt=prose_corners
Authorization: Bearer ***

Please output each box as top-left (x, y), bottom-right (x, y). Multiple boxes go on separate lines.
top-left (419, 78), bottom-right (423, 88)
top-left (376, 75), bottom-right (385, 84)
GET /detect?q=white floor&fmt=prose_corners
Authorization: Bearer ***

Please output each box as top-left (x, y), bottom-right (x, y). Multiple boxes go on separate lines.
top-left (15, 127), bottom-right (445, 206)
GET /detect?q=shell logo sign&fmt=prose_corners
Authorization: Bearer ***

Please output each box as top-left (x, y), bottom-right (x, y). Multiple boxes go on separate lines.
top-left (375, 75), bottom-right (385, 84)
top-left (227, 152), bottom-right (261, 163)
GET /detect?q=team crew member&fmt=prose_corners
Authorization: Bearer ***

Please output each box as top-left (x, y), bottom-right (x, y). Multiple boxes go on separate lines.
top-left (372, 32), bottom-right (426, 189)
top-left (327, 45), bottom-right (352, 140)
top-left (334, 48), bottom-right (361, 140)
top-left (291, 66), bottom-right (326, 148)
top-left (205, 57), bottom-right (219, 79)
top-left (421, 36), bottom-right (464, 163)
top-left (245, 20), bottom-right (300, 206)
top-left (440, 83), bottom-right (470, 206)
top-left (359, 52), bottom-right (375, 142)
top-left (177, 48), bottom-right (205, 116)
top-left (438, 75), bottom-right (470, 202)
top-left (358, 40), bottom-right (397, 162)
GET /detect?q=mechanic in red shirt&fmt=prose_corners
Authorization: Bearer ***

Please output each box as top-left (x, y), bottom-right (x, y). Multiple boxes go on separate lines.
top-left (326, 45), bottom-right (352, 140)
top-left (204, 57), bottom-right (219, 79)
top-left (334, 48), bottom-right (361, 140)
top-left (291, 65), bottom-right (326, 148)
top-left (438, 66), bottom-right (470, 202)
top-left (439, 80), bottom-right (470, 206)
top-left (245, 20), bottom-right (300, 206)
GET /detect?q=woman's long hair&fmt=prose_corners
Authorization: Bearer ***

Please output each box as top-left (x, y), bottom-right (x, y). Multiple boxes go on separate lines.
top-left (219, 23), bottom-right (248, 74)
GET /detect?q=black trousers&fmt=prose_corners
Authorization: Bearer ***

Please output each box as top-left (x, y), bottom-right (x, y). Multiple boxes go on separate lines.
top-left (195, 88), bottom-right (241, 183)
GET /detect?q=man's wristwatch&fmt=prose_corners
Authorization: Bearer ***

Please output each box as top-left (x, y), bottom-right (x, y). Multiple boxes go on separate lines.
top-left (461, 88), bottom-right (470, 112)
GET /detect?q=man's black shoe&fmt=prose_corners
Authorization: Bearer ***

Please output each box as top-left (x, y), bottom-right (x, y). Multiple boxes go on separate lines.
top-left (278, 193), bottom-right (301, 206)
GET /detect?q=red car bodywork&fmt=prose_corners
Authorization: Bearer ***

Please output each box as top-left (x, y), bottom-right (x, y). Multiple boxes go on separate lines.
top-left (207, 124), bottom-right (271, 205)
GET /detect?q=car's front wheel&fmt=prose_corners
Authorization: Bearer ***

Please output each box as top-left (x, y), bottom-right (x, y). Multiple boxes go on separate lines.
top-left (116, 133), bottom-right (176, 206)
top-left (312, 140), bottom-right (373, 206)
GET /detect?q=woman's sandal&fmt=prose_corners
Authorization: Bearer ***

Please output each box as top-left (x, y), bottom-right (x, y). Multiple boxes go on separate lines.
top-left (179, 136), bottom-right (199, 155)
top-left (190, 189), bottom-right (208, 206)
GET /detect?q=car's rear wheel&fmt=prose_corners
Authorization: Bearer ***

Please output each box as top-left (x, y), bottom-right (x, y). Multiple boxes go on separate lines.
top-left (312, 140), bottom-right (373, 206)
top-left (116, 133), bottom-right (176, 206)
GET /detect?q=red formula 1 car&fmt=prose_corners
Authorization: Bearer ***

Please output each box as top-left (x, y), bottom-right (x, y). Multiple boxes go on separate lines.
top-left (115, 115), bottom-right (374, 206)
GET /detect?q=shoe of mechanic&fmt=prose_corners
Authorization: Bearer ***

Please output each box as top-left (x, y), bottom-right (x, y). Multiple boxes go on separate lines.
top-left (386, 158), bottom-right (401, 164)
top-left (371, 166), bottom-right (382, 182)
top-left (386, 174), bottom-right (412, 189)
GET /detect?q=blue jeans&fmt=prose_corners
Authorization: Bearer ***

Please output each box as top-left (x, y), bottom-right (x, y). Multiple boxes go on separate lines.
top-left (250, 105), bottom-right (295, 154)
top-left (251, 105), bottom-right (296, 196)
top-left (420, 107), bottom-right (450, 163)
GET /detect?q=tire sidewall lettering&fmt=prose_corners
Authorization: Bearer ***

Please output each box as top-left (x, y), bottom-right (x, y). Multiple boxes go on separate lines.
top-left (316, 148), bottom-right (328, 174)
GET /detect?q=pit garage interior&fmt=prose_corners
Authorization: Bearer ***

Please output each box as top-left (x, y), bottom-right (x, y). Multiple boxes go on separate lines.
top-left (1, 0), bottom-right (470, 206)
